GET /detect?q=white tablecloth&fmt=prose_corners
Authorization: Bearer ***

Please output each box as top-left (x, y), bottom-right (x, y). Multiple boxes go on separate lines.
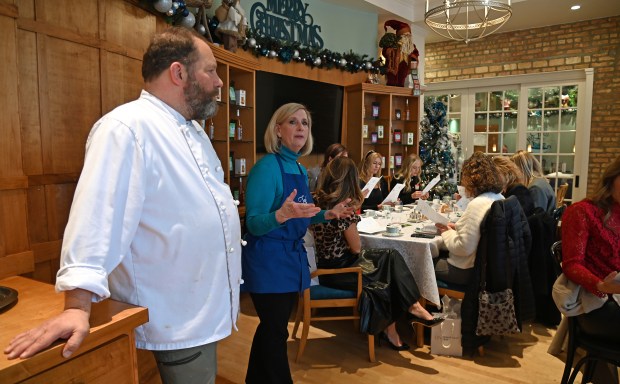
top-left (359, 212), bottom-right (444, 306)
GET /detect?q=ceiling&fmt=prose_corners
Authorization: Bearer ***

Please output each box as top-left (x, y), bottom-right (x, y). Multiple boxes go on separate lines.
top-left (323, 0), bottom-right (620, 43)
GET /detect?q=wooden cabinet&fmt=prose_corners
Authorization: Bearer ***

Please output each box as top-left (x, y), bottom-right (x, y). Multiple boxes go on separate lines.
top-left (0, 276), bottom-right (148, 384)
top-left (345, 83), bottom-right (420, 178)
top-left (210, 44), bottom-right (259, 207)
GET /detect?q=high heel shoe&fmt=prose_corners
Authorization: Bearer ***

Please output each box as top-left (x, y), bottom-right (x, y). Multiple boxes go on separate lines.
top-left (380, 332), bottom-right (410, 351)
top-left (409, 314), bottom-right (445, 328)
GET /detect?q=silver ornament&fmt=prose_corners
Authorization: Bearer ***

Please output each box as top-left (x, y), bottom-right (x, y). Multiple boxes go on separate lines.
top-left (167, 8), bottom-right (175, 16)
top-left (313, 57), bottom-right (322, 66)
top-left (365, 61), bottom-right (372, 70)
top-left (195, 23), bottom-right (206, 35)
top-left (293, 50), bottom-right (300, 59)
top-left (153, 0), bottom-right (173, 13)
top-left (269, 50), bottom-right (277, 58)
top-left (172, 2), bottom-right (180, 10)
top-left (179, 12), bottom-right (196, 28)
top-left (247, 38), bottom-right (257, 48)
top-left (339, 58), bottom-right (347, 67)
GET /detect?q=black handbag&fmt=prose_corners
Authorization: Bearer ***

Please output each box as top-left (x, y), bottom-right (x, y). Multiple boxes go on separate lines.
top-left (475, 227), bottom-right (520, 336)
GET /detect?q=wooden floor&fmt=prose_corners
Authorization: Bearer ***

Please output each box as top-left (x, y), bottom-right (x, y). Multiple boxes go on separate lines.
top-left (216, 293), bottom-right (575, 384)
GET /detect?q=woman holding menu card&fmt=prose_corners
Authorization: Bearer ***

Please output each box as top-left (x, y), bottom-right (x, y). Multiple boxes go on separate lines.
top-left (359, 150), bottom-right (388, 212)
top-left (390, 154), bottom-right (430, 204)
top-left (434, 152), bottom-right (504, 285)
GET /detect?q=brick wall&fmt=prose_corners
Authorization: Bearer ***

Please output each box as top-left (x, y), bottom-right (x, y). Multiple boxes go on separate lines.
top-left (424, 16), bottom-right (620, 196)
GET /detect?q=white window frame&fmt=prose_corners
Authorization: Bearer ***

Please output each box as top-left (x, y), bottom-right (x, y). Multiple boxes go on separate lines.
top-left (422, 69), bottom-right (593, 201)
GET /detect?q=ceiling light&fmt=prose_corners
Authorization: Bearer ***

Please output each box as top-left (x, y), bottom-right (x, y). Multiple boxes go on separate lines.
top-left (425, 0), bottom-right (513, 44)
top-left (571, 5), bottom-right (581, 10)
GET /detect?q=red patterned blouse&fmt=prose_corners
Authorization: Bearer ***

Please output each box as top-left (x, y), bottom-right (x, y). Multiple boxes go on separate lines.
top-left (561, 200), bottom-right (620, 297)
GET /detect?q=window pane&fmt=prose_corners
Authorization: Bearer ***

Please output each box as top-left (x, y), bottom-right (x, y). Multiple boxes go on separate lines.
top-left (474, 113), bottom-right (487, 132)
top-left (527, 132), bottom-right (542, 153)
top-left (561, 85), bottom-right (578, 108)
top-left (559, 131), bottom-right (576, 153)
top-left (448, 117), bottom-right (461, 134)
top-left (561, 109), bottom-right (577, 131)
top-left (543, 132), bottom-right (559, 153)
top-left (505, 90), bottom-right (519, 110)
top-left (558, 155), bottom-right (574, 173)
top-left (527, 110), bottom-right (542, 131)
top-left (528, 88), bottom-right (542, 109)
top-left (504, 112), bottom-right (518, 132)
top-left (449, 94), bottom-right (461, 112)
top-left (544, 87), bottom-right (560, 108)
top-left (475, 92), bottom-right (488, 112)
top-left (502, 133), bottom-right (517, 153)
top-left (473, 133), bottom-right (487, 152)
top-left (490, 91), bottom-right (503, 111)
top-left (544, 110), bottom-right (560, 131)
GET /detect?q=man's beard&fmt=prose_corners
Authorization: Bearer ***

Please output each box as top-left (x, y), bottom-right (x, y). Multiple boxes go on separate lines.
top-left (184, 75), bottom-right (219, 121)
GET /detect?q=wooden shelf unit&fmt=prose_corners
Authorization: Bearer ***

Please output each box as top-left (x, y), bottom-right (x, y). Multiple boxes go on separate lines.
top-left (345, 83), bottom-right (420, 178)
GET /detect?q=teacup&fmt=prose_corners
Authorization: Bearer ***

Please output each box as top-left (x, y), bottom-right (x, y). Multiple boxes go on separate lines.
top-left (364, 210), bottom-right (376, 218)
top-left (394, 204), bottom-right (403, 213)
top-left (386, 224), bottom-right (401, 234)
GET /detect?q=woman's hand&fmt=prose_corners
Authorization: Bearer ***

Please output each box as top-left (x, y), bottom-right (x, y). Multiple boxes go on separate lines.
top-left (435, 222), bottom-right (455, 234)
top-left (596, 271), bottom-right (620, 294)
top-left (325, 198), bottom-right (355, 220)
top-left (275, 189), bottom-right (321, 223)
top-left (412, 191), bottom-right (429, 200)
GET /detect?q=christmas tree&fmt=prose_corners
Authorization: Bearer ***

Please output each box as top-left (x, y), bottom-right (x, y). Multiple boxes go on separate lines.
top-left (418, 101), bottom-right (458, 199)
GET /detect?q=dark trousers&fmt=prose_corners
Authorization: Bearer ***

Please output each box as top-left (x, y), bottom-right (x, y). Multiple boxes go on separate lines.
top-left (246, 292), bottom-right (298, 384)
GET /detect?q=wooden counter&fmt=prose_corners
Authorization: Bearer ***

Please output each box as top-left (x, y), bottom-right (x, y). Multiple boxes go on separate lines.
top-left (0, 276), bottom-right (148, 383)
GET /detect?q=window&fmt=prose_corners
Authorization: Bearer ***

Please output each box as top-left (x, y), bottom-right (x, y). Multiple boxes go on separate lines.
top-left (423, 69), bottom-right (593, 203)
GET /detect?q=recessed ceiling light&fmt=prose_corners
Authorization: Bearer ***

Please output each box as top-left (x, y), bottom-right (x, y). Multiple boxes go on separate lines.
top-left (571, 5), bottom-right (581, 10)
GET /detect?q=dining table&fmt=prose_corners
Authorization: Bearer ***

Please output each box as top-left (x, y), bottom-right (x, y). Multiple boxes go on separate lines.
top-left (358, 208), bottom-right (460, 308)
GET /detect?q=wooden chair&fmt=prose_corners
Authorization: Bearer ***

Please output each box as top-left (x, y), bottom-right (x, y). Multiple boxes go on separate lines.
top-left (556, 183), bottom-right (569, 208)
top-left (292, 267), bottom-right (376, 362)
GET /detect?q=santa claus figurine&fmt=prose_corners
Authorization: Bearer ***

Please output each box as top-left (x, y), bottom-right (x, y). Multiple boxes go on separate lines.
top-left (380, 20), bottom-right (418, 87)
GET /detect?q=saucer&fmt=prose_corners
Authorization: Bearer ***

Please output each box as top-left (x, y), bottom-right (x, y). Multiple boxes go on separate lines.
top-left (382, 231), bottom-right (404, 237)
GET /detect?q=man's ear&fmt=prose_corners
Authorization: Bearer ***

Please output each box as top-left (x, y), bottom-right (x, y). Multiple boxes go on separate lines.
top-left (170, 62), bottom-right (185, 85)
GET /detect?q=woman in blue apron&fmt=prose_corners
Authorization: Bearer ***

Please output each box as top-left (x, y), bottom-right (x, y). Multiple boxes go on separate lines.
top-left (242, 103), bottom-right (353, 384)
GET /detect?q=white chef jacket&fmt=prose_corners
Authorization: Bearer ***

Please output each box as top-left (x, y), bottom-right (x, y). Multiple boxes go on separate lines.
top-left (56, 90), bottom-right (243, 350)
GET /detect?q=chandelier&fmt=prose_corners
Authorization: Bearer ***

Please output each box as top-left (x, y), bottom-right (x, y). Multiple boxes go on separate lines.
top-left (425, 0), bottom-right (512, 43)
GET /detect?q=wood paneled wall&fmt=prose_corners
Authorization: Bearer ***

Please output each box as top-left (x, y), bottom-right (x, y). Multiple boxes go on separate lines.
top-left (0, 0), bottom-right (367, 283)
top-left (0, 0), bottom-right (158, 282)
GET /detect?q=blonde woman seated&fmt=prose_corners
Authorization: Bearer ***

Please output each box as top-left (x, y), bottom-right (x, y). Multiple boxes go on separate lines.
top-left (511, 150), bottom-right (556, 214)
top-left (435, 152), bottom-right (505, 285)
top-left (312, 157), bottom-right (443, 351)
top-left (390, 153), bottom-right (429, 204)
top-left (493, 156), bottom-right (535, 216)
top-left (359, 150), bottom-right (388, 212)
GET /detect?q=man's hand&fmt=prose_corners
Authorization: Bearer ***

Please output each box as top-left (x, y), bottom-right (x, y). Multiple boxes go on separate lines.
top-left (4, 289), bottom-right (92, 360)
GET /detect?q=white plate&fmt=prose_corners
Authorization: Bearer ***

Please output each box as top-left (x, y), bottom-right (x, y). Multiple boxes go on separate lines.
top-left (382, 232), bottom-right (404, 237)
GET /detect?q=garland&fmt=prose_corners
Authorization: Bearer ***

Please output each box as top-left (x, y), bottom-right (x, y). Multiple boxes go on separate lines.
top-left (241, 29), bottom-right (386, 75)
top-left (148, 1), bottom-right (386, 75)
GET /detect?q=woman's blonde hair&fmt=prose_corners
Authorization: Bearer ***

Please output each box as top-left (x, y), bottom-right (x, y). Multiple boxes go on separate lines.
top-left (359, 150), bottom-right (382, 183)
top-left (394, 153), bottom-right (423, 193)
top-left (511, 150), bottom-right (544, 186)
top-left (493, 156), bottom-right (524, 191)
top-left (314, 157), bottom-right (364, 210)
top-left (263, 103), bottom-right (313, 156)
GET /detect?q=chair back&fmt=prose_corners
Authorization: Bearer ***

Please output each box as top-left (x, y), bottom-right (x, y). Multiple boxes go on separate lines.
top-left (556, 183), bottom-right (569, 208)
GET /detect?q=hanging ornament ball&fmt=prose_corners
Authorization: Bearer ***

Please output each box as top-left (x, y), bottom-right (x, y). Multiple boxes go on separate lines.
top-left (339, 58), bottom-right (347, 67)
top-left (365, 61), bottom-right (372, 70)
top-left (153, 0), bottom-right (173, 13)
top-left (313, 57), bottom-right (322, 66)
top-left (195, 23), bottom-right (206, 35)
top-left (179, 12), bottom-right (196, 28)
top-left (167, 8), bottom-right (176, 16)
top-left (172, 2), bottom-right (180, 10)
top-left (293, 50), bottom-right (300, 59)
top-left (269, 50), bottom-right (278, 58)
top-left (247, 37), bottom-right (257, 48)
top-left (182, 8), bottom-right (190, 17)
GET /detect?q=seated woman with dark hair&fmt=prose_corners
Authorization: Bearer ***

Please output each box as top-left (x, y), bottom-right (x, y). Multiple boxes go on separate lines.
top-left (493, 156), bottom-right (535, 216)
top-left (308, 143), bottom-right (348, 191)
top-left (561, 154), bottom-right (620, 343)
top-left (359, 150), bottom-right (388, 212)
top-left (435, 152), bottom-right (505, 285)
top-left (312, 157), bottom-right (443, 351)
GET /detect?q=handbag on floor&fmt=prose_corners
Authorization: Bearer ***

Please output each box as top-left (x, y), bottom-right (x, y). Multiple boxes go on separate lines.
top-left (475, 233), bottom-right (520, 336)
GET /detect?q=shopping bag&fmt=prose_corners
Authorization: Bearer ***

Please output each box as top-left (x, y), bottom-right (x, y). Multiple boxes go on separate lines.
top-left (431, 318), bottom-right (462, 357)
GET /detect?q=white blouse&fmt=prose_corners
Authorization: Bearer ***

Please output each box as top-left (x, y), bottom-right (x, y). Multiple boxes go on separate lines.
top-left (56, 91), bottom-right (243, 350)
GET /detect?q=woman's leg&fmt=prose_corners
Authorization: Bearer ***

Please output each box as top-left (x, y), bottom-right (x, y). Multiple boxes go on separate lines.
top-left (577, 299), bottom-right (620, 343)
top-left (246, 292), bottom-right (298, 384)
top-left (434, 258), bottom-right (474, 285)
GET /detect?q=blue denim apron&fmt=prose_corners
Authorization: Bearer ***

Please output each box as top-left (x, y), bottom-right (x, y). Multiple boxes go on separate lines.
top-left (242, 154), bottom-right (312, 293)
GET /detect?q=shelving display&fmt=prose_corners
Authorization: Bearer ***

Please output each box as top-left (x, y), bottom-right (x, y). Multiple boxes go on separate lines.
top-left (345, 83), bottom-right (420, 179)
